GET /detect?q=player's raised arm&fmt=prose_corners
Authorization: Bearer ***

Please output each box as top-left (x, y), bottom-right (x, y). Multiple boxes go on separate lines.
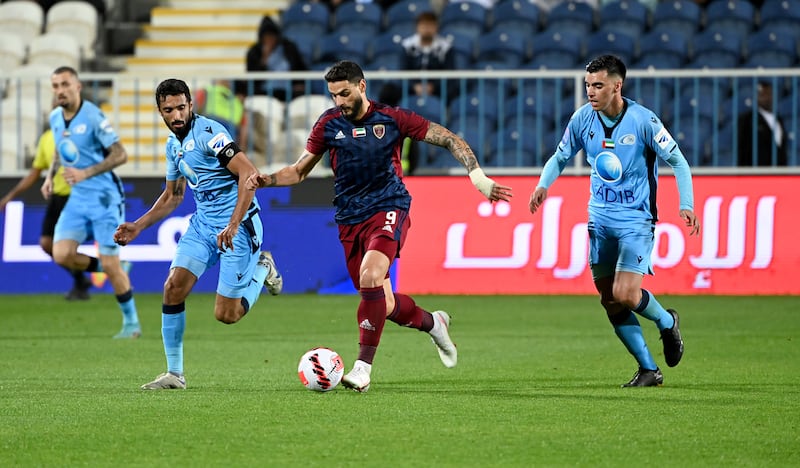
top-left (114, 178), bottom-right (186, 246)
top-left (247, 150), bottom-right (324, 189)
top-left (422, 122), bottom-right (512, 202)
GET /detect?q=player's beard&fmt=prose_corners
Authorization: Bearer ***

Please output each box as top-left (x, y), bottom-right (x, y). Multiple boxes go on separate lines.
top-left (170, 112), bottom-right (192, 138)
top-left (340, 96), bottom-right (363, 122)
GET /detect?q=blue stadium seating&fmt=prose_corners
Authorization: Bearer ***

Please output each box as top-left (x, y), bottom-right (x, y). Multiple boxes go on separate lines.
top-left (333, 2), bottom-right (383, 36)
top-left (283, 28), bottom-right (318, 66)
top-left (442, 30), bottom-right (476, 68)
top-left (384, 0), bottom-right (433, 31)
top-left (705, 0), bottom-right (755, 37)
top-left (440, 1), bottom-right (488, 37)
top-left (487, 128), bottom-right (543, 167)
top-left (635, 30), bottom-right (688, 69)
top-left (475, 30), bottom-right (528, 68)
top-left (404, 94), bottom-right (446, 122)
top-left (650, 0), bottom-right (702, 38)
top-left (448, 93), bottom-right (499, 131)
top-left (528, 29), bottom-right (582, 70)
top-left (627, 78), bottom-right (674, 112)
top-left (597, 0), bottom-right (649, 38)
top-left (584, 30), bottom-right (636, 64)
top-left (281, 1), bottom-right (330, 38)
top-left (546, 1), bottom-right (595, 36)
top-left (491, 0), bottom-right (541, 37)
top-left (744, 29), bottom-right (797, 68)
top-left (315, 31), bottom-right (370, 65)
top-left (689, 29), bottom-right (742, 69)
top-left (371, 31), bottom-right (406, 62)
top-left (759, 0), bottom-right (800, 37)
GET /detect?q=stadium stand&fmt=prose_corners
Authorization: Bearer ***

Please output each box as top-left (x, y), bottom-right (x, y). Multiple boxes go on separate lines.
top-left (546, 1), bottom-right (595, 36)
top-left (597, 0), bottom-right (648, 38)
top-left (704, 0), bottom-right (755, 38)
top-left (490, 0), bottom-right (542, 37)
top-left (440, 1), bottom-right (489, 37)
top-left (0, 1), bottom-right (44, 44)
top-left (650, 0), bottom-right (701, 38)
top-left (45, 1), bottom-right (99, 60)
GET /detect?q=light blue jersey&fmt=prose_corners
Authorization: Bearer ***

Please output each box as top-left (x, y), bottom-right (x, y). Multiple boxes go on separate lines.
top-left (50, 100), bottom-right (125, 254)
top-left (50, 101), bottom-right (124, 204)
top-left (165, 114), bottom-right (260, 228)
top-left (541, 97), bottom-right (694, 224)
top-left (166, 113), bottom-right (262, 298)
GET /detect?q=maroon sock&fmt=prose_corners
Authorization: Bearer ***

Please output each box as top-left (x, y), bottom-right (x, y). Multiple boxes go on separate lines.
top-left (388, 293), bottom-right (434, 332)
top-left (356, 286), bottom-right (386, 364)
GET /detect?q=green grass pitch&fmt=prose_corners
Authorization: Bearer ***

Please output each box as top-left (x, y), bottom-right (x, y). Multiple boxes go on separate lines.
top-left (1, 293), bottom-right (798, 467)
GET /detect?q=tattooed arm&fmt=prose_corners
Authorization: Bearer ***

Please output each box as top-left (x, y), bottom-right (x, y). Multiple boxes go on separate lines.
top-left (248, 150), bottom-right (324, 189)
top-left (422, 122), bottom-right (513, 202)
top-left (63, 142), bottom-right (128, 186)
top-left (114, 178), bottom-right (186, 245)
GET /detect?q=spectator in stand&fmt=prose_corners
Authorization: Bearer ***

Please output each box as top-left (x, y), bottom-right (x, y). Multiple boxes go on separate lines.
top-left (401, 11), bottom-right (455, 99)
top-left (736, 80), bottom-right (788, 166)
top-left (242, 16), bottom-right (307, 102)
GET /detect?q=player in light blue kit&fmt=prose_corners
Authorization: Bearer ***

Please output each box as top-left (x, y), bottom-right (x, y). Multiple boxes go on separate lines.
top-left (45, 66), bottom-right (140, 338)
top-left (529, 55), bottom-right (701, 387)
top-left (114, 79), bottom-right (283, 390)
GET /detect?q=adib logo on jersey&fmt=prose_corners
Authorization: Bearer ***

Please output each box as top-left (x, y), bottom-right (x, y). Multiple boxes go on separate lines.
top-left (595, 151), bottom-right (623, 184)
top-left (207, 133), bottom-right (231, 154)
top-left (58, 139), bottom-right (80, 165)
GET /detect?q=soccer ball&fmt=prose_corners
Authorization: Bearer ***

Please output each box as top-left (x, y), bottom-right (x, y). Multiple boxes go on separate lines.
top-left (297, 347), bottom-right (344, 392)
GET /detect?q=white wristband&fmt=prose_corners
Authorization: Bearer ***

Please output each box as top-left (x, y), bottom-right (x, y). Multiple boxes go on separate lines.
top-left (468, 168), bottom-right (494, 198)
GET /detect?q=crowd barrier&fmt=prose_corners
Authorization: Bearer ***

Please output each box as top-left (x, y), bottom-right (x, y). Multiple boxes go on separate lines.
top-left (0, 69), bottom-right (798, 175)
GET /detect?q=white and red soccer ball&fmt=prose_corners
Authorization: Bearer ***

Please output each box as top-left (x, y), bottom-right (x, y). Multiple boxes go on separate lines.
top-left (298, 347), bottom-right (344, 392)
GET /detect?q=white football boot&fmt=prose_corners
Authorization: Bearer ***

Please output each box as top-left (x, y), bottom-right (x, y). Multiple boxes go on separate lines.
top-left (429, 311), bottom-right (457, 368)
top-left (341, 360), bottom-right (372, 393)
top-left (141, 372), bottom-right (186, 390)
top-left (258, 251), bottom-right (283, 295)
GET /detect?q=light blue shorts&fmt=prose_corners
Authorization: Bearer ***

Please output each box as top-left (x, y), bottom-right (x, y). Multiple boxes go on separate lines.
top-left (587, 219), bottom-right (654, 280)
top-left (171, 211), bottom-right (263, 299)
top-left (53, 195), bottom-right (123, 256)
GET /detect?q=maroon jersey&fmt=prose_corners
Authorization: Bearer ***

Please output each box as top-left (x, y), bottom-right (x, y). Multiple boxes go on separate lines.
top-left (307, 100), bottom-right (429, 224)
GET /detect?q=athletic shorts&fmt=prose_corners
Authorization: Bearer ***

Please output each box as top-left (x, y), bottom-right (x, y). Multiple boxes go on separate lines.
top-left (54, 195), bottom-right (124, 256)
top-left (587, 219), bottom-right (654, 280)
top-left (338, 210), bottom-right (410, 289)
top-left (171, 206), bottom-right (263, 299)
top-left (42, 194), bottom-right (69, 238)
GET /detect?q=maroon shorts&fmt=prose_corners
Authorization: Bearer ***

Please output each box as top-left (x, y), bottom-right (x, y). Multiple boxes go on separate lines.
top-left (338, 210), bottom-right (410, 289)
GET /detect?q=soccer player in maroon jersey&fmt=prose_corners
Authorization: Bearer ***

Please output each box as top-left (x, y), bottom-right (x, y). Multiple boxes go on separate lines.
top-left (247, 61), bottom-right (512, 392)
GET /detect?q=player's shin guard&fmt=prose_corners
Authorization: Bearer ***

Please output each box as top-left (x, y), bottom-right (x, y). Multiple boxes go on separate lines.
top-left (609, 309), bottom-right (658, 371)
top-left (162, 303), bottom-right (186, 376)
top-left (356, 286), bottom-right (387, 364)
top-left (633, 289), bottom-right (675, 331)
top-left (388, 293), bottom-right (434, 332)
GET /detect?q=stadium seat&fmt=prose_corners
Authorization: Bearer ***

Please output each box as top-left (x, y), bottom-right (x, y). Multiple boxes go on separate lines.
top-left (27, 32), bottom-right (81, 69)
top-left (490, 0), bottom-right (541, 37)
top-left (475, 30), bottom-right (528, 69)
top-left (315, 31), bottom-right (370, 65)
top-left (0, 0), bottom-right (43, 44)
top-left (45, 1), bottom-right (98, 59)
top-left (366, 53), bottom-right (404, 71)
top-left (282, 28), bottom-right (317, 67)
top-left (0, 96), bottom-right (44, 154)
top-left (759, 0), bottom-right (800, 39)
top-left (626, 78), bottom-right (674, 112)
top-left (404, 94), bottom-right (446, 122)
top-left (584, 30), bottom-right (636, 65)
top-left (528, 29), bottom-right (582, 70)
top-left (743, 29), bottom-right (797, 69)
top-left (3, 63), bottom-right (53, 103)
top-left (448, 93), bottom-right (499, 134)
top-left (333, 2), bottom-right (383, 36)
top-left (384, 0), bottom-right (433, 32)
top-left (487, 127), bottom-right (543, 167)
top-left (440, 1), bottom-right (488, 37)
top-left (597, 0), bottom-right (649, 38)
top-left (709, 124), bottom-right (736, 166)
top-left (281, 1), bottom-right (330, 38)
top-left (689, 29), bottom-right (742, 69)
top-left (371, 31), bottom-right (406, 62)
top-left (441, 30), bottom-right (476, 68)
top-left (650, 0), bottom-right (701, 38)
top-left (244, 94), bottom-right (286, 143)
top-left (515, 79), bottom-right (566, 108)
top-left (504, 93), bottom-right (557, 130)
top-left (286, 94), bottom-right (333, 133)
top-left (675, 113), bottom-right (713, 164)
top-left (705, 0), bottom-right (755, 38)
top-left (0, 32), bottom-right (27, 72)
top-left (634, 30), bottom-right (688, 70)
top-left (546, 1), bottom-right (595, 36)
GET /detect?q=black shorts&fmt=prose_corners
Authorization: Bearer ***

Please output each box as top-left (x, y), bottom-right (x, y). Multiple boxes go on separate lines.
top-left (41, 194), bottom-right (69, 238)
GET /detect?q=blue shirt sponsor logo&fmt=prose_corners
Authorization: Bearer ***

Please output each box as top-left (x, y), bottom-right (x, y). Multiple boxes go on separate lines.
top-left (178, 159), bottom-right (199, 187)
top-left (594, 151), bottom-right (623, 184)
top-left (58, 139), bottom-right (80, 165)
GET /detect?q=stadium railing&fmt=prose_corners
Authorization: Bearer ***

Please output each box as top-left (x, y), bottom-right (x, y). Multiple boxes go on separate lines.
top-left (0, 68), bottom-right (798, 176)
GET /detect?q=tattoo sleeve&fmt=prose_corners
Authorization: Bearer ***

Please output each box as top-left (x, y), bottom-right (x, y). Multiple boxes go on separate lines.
top-left (87, 142), bottom-right (127, 178)
top-left (423, 122), bottom-right (480, 172)
top-left (48, 157), bottom-right (61, 180)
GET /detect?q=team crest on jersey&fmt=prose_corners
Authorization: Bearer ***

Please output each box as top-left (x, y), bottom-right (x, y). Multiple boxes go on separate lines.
top-left (372, 124), bottom-right (385, 139)
top-left (619, 134), bottom-right (636, 145)
top-left (185, 139), bottom-right (195, 152)
top-left (74, 124), bottom-right (87, 134)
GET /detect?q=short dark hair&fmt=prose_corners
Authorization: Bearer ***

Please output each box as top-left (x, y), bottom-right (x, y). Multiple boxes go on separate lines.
top-left (416, 11), bottom-right (438, 24)
top-left (52, 66), bottom-right (78, 78)
top-left (324, 61), bottom-right (365, 84)
top-left (155, 78), bottom-right (192, 106)
top-left (585, 55), bottom-right (627, 82)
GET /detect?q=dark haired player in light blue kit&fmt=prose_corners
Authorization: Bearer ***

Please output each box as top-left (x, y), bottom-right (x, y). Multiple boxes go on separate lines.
top-left (114, 79), bottom-right (282, 390)
top-left (46, 66), bottom-right (140, 338)
top-left (248, 60), bottom-right (512, 392)
top-left (530, 55), bottom-right (701, 387)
